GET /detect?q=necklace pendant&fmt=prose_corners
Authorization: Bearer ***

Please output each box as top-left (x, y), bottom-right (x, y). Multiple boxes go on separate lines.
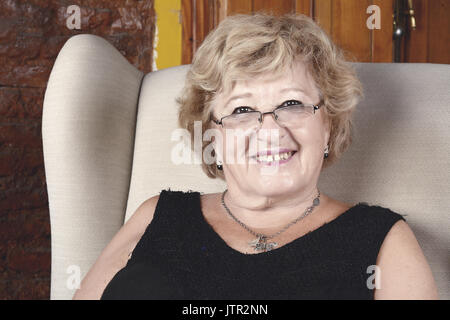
top-left (249, 235), bottom-right (278, 252)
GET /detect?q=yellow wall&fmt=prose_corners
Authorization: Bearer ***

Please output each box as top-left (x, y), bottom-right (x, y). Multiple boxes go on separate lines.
top-left (153, 0), bottom-right (182, 70)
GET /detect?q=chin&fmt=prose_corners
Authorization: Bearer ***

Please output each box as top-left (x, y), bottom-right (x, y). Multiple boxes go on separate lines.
top-left (251, 175), bottom-right (297, 194)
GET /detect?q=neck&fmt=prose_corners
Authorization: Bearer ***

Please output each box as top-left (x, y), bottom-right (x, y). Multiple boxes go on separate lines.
top-left (221, 187), bottom-right (325, 230)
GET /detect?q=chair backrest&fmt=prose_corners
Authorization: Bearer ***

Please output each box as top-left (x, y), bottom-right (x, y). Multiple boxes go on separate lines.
top-left (43, 34), bottom-right (449, 299)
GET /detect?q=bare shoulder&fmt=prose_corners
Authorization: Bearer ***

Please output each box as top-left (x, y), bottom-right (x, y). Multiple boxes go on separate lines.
top-left (374, 219), bottom-right (439, 299)
top-left (72, 194), bottom-right (160, 300)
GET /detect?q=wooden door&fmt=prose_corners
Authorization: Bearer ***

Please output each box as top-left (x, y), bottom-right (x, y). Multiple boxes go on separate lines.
top-left (401, 0), bottom-right (449, 63)
top-left (181, 0), bottom-right (449, 64)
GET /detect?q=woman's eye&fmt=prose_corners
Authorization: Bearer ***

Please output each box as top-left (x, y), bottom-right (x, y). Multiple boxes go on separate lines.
top-left (232, 106), bottom-right (253, 114)
top-left (282, 100), bottom-right (303, 106)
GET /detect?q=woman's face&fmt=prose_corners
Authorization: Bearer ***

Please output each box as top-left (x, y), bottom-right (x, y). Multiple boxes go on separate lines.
top-left (210, 59), bottom-right (330, 199)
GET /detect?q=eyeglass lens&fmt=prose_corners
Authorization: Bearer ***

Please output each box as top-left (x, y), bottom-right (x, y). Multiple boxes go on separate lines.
top-left (221, 105), bottom-right (315, 130)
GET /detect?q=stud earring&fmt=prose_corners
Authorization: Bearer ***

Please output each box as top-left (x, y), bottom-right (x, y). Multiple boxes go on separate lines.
top-left (324, 145), bottom-right (329, 159)
top-left (216, 160), bottom-right (223, 170)
top-left (214, 148), bottom-right (223, 170)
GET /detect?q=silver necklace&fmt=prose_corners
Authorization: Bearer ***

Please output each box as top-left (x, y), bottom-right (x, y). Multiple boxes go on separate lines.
top-left (220, 189), bottom-right (321, 252)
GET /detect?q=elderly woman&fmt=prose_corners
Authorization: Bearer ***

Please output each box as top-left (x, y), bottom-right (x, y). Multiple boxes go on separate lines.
top-left (74, 13), bottom-right (438, 300)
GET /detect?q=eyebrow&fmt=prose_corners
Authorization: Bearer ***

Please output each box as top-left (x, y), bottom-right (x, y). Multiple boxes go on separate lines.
top-left (223, 87), bottom-right (307, 109)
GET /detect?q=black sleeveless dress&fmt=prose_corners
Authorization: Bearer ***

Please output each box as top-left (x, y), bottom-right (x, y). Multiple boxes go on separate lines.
top-left (101, 189), bottom-right (406, 300)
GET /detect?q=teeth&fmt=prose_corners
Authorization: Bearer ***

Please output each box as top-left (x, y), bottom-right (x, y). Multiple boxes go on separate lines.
top-left (256, 151), bottom-right (294, 163)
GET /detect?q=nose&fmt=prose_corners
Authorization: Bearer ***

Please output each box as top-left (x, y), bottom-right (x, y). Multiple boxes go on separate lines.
top-left (258, 111), bottom-right (282, 130)
top-left (255, 111), bottom-right (287, 143)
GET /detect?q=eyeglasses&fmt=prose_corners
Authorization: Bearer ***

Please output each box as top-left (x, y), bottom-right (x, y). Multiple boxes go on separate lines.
top-left (210, 99), bottom-right (323, 131)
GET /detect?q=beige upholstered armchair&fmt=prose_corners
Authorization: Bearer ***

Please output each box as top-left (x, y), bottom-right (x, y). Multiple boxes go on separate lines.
top-left (42, 34), bottom-right (449, 300)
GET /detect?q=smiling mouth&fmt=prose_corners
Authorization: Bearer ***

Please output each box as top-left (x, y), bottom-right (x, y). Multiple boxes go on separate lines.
top-left (252, 150), bottom-right (297, 165)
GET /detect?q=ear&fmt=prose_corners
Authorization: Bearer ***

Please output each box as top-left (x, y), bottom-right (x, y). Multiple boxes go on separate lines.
top-left (214, 144), bottom-right (223, 162)
top-left (210, 129), bottom-right (224, 161)
top-left (321, 109), bottom-right (331, 144)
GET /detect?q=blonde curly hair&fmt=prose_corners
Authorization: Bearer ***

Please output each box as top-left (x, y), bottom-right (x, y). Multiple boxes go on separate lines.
top-left (176, 13), bottom-right (363, 180)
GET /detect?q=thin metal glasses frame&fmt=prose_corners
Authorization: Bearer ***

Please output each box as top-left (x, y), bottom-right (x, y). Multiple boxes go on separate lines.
top-left (210, 100), bottom-right (324, 128)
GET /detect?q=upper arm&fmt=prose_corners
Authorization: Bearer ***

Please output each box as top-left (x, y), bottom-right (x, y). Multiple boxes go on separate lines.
top-left (374, 219), bottom-right (439, 300)
top-left (72, 194), bottom-right (160, 300)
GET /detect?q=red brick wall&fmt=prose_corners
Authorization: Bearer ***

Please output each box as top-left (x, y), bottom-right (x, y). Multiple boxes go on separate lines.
top-left (0, 0), bottom-right (155, 300)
